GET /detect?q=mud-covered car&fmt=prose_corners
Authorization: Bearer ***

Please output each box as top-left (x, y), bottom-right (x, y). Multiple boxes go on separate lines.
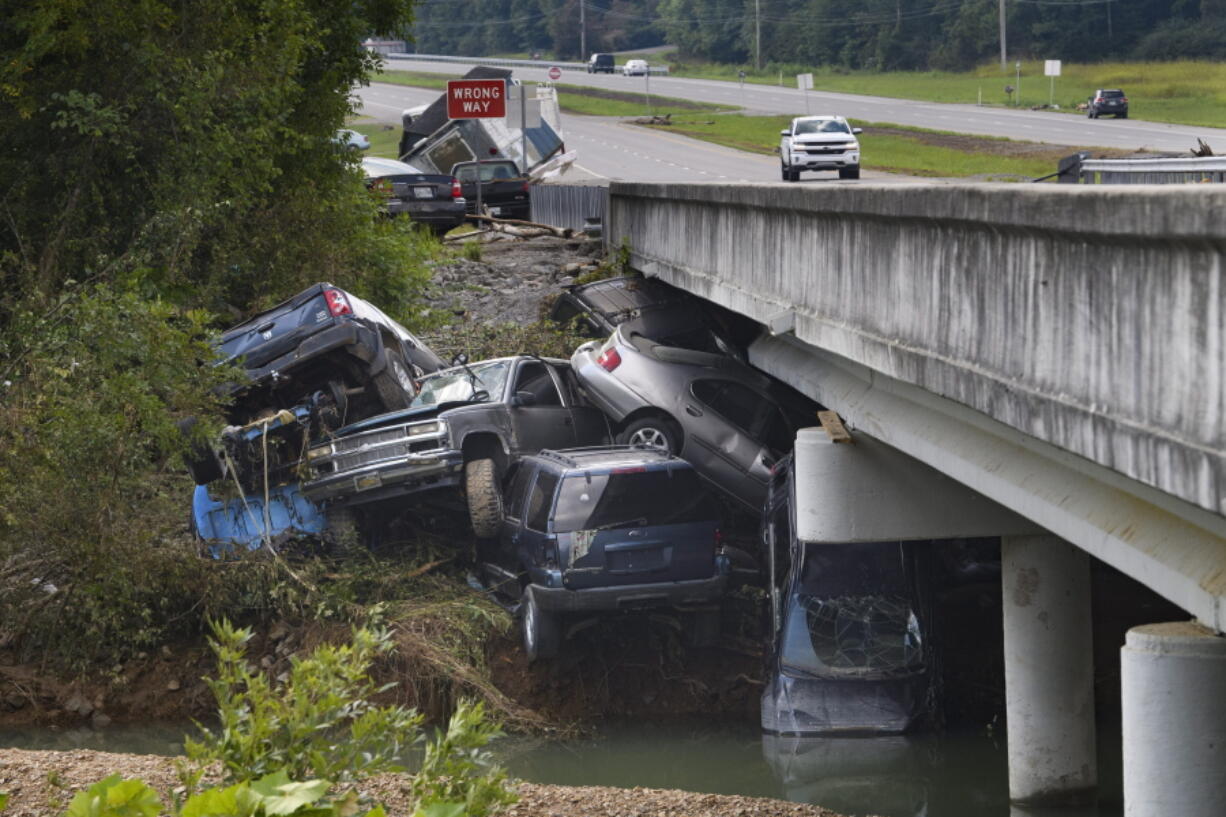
top-left (183, 283), bottom-right (444, 491)
top-left (301, 355), bottom-right (611, 537)
top-left (479, 446), bottom-right (729, 660)
top-left (571, 326), bottom-right (822, 509)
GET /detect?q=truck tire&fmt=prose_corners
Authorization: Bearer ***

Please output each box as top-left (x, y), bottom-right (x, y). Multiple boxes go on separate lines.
top-left (780, 163), bottom-right (792, 182)
top-left (617, 415), bottom-right (680, 454)
top-left (522, 587), bottom-right (560, 661)
top-left (465, 457), bottom-right (503, 539)
top-left (371, 347), bottom-right (415, 412)
top-left (839, 165), bottom-right (860, 180)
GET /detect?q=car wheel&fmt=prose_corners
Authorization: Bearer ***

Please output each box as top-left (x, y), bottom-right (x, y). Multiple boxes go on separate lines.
top-left (780, 163), bottom-right (792, 182)
top-left (178, 417), bottom-right (224, 485)
top-left (683, 608), bottom-right (721, 647)
top-left (618, 416), bottom-right (680, 454)
top-left (371, 347), bottom-right (415, 412)
top-left (1118, 112), bottom-right (1128, 119)
top-left (522, 587), bottom-right (560, 661)
top-left (465, 457), bottom-right (503, 539)
top-left (839, 165), bottom-right (860, 180)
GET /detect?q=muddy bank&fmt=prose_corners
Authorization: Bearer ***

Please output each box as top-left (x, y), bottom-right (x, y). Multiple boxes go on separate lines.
top-left (0, 748), bottom-right (848, 817)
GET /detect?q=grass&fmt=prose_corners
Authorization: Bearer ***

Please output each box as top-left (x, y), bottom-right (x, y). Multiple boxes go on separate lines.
top-left (375, 69), bottom-right (734, 118)
top-left (665, 59), bottom-right (1226, 128)
top-left (647, 113), bottom-right (1111, 180)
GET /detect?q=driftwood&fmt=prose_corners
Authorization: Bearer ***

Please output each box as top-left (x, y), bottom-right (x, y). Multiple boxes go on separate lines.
top-left (443, 214), bottom-right (574, 242)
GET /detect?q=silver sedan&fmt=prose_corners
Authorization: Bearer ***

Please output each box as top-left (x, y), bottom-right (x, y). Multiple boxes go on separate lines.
top-left (572, 325), bottom-right (822, 510)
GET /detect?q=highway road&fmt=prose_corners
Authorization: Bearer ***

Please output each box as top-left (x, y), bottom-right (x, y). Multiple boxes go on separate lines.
top-left (380, 56), bottom-right (1226, 156)
top-left (357, 82), bottom-right (925, 185)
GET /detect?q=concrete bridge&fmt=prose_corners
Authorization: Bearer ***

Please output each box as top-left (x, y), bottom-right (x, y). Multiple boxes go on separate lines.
top-left (605, 181), bottom-right (1226, 816)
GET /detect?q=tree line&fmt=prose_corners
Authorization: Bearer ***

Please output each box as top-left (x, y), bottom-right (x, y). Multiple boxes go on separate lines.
top-left (409, 0), bottom-right (1226, 69)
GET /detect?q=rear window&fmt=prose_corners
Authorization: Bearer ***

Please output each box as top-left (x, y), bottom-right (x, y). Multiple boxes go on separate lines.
top-left (553, 468), bottom-right (718, 532)
top-left (1101, 90), bottom-right (1124, 98)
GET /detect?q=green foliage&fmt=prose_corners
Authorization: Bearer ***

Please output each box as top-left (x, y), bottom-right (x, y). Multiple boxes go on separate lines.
top-left (461, 241), bottom-right (484, 263)
top-left (0, 792), bottom-right (8, 812)
top-left (62, 771), bottom-right (385, 817)
top-left (186, 620), bottom-right (424, 785)
top-left (407, 701), bottom-right (517, 817)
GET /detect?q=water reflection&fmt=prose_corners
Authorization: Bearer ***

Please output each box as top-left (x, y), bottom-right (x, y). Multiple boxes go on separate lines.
top-left (0, 721), bottom-right (194, 756)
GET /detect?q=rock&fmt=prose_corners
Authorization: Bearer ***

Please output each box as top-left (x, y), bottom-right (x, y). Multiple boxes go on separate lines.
top-left (160, 645), bottom-right (173, 659)
top-left (91, 711), bottom-right (112, 729)
top-left (166, 679), bottom-right (180, 691)
top-left (564, 262), bottom-right (583, 274)
top-left (268, 621), bottom-right (290, 642)
top-left (64, 693), bottom-right (92, 717)
top-left (260, 655), bottom-right (274, 669)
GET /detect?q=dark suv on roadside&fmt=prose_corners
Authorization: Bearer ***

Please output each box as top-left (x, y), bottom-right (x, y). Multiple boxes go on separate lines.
top-left (587, 53), bottom-right (615, 73)
top-left (1087, 89), bottom-right (1128, 119)
top-left (480, 446), bottom-right (730, 660)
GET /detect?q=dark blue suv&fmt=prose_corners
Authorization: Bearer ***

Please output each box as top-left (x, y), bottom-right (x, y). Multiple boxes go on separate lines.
top-left (480, 446), bottom-right (730, 660)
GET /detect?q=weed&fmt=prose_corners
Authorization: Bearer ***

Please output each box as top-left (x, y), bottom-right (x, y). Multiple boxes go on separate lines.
top-left (461, 241), bottom-right (483, 262)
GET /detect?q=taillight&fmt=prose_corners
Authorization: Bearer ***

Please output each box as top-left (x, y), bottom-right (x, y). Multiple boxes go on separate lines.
top-left (522, 181), bottom-right (531, 193)
top-left (597, 348), bottom-right (621, 371)
top-left (1120, 97), bottom-right (1128, 103)
top-left (1095, 97), bottom-right (1104, 103)
top-left (451, 179), bottom-right (462, 198)
top-left (324, 288), bottom-right (352, 317)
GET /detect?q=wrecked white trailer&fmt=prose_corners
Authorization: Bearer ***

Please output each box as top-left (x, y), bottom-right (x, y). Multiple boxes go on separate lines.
top-left (399, 66), bottom-right (574, 181)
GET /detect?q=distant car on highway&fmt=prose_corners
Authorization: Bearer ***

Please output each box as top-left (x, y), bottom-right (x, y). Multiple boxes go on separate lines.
top-left (1087, 89), bottom-right (1128, 119)
top-left (587, 53), bottom-right (615, 74)
top-left (622, 59), bottom-right (649, 77)
top-left (780, 115), bottom-right (862, 181)
top-left (361, 157), bottom-right (467, 236)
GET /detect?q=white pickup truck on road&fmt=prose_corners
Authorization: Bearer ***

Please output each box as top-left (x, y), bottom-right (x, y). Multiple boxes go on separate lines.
top-left (779, 115), bottom-right (862, 181)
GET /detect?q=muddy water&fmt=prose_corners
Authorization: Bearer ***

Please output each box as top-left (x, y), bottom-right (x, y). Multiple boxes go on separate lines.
top-left (0, 721), bottom-right (1123, 817)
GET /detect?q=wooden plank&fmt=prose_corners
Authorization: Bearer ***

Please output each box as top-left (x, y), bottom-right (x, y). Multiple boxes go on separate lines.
top-left (817, 410), bottom-right (853, 443)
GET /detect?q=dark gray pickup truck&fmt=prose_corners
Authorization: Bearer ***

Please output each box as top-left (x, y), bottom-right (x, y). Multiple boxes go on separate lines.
top-left (301, 355), bottom-right (610, 537)
top-left (451, 160), bottom-right (531, 221)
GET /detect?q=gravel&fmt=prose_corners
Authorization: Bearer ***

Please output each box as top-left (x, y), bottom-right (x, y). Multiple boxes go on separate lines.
top-left (0, 748), bottom-right (849, 817)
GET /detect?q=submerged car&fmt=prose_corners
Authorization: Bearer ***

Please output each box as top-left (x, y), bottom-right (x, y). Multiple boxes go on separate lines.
top-left (301, 355), bottom-right (610, 536)
top-left (571, 325), bottom-right (822, 509)
top-left (760, 452), bottom-right (936, 735)
top-left (480, 446), bottom-right (729, 660)
top-left (361, 156), bottom-right (467, 236)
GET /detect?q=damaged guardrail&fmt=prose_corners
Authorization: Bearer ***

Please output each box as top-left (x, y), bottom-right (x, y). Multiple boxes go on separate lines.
top-left (1050, 152), bottom-right (1226, 184)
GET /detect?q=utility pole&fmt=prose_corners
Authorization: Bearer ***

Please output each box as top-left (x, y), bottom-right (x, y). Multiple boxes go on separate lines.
top-left (999, 0), bottom-right (1007, 71)
top-left (580, 0), bottom-right (586, 59)
top-left (755, 0), bottom-right (761, 71)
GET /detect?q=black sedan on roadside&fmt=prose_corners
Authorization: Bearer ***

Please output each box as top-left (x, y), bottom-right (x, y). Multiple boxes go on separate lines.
top-left (361, 157), bottom-right (467, 236)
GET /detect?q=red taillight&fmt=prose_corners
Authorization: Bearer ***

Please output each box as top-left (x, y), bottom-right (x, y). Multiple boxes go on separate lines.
top-left (1095, 97), bottom-right (1104, 103)
top-left (451, 179), bottom-right (462, 199)
top-left (597, 348), bottom-right (621, 371)
top-left (522, 181), bottom-right (531, 193)
top-left (324, 288), bottom-right (352, 317)
top-left (1120, 97), bottom-right (1128, 103)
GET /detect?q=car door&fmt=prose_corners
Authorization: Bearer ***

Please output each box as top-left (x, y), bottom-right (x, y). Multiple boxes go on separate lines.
top-left (507, 360), bottom-right (579, 453)
top-left (682, 378), bottom-right (778, 508)
top-left (487, 462), bottom-right (536, 599)
top-left (559, 365), bottom-right (611, 445)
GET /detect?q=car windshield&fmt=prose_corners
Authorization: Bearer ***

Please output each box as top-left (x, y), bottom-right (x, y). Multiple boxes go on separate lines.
top-left (779, 542), bottom-right (925, 679)
top-left (795, 120), bottom-right (850, 135)
top-left (552, 468), bottom-right (718, 532)
top-left (410, 360), bottom-right (510, 407)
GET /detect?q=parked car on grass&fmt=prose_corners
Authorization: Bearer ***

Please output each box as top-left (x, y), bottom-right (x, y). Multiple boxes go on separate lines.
top-left (587, 53), bottom-right (615, 74)
top-left (761, 452), bottom-right (937, 735)
top-left (571, 326), bottom-right (823, 510)
top-left (301, 355), bottom-right (611, 536)
top-left (779, 116), bottom-right (861, 181)
top-left (1086, 88), bottom-right (1128, 119)
top-left (334, 128), bottom-right (370, 151)
top-left (361, 156), bottom-right (467, 236)
top-left (479, 446), bottom-right (730, 660)
top-left (451, 159), bottom-right (531, 220)
top-left (622, 59), bottom-right (649, 76)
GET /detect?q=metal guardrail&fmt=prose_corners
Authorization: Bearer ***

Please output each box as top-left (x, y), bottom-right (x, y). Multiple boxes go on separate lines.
top-left (385, 53), bottom-right (671, 76)
top-left (531, 183), bottom-right (609, 234)
top-left (1075, 155), bottom-right (1226, 184)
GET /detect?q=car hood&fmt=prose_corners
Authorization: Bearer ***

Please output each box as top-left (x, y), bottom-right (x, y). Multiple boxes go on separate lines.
top-left (792, 134), bottom-right (857, 146)
top-left (332, 403), bottom-right (448, 436)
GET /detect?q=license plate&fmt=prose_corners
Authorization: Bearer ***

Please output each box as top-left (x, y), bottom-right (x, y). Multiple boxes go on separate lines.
top-left (355, 474), bottom-right (382, 492)
top-left (490, 206), bottom-right (502, 215)
top-left (412, 186), bottom-right (433, 199)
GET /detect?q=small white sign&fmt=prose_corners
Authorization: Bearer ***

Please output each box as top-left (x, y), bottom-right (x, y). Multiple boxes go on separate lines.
top-left (797, 73), bottom-right (814, 90)
top-left (1044, 60), bottom-right (1062, 77)
top-left (506, 87), bottom-right (543, 130)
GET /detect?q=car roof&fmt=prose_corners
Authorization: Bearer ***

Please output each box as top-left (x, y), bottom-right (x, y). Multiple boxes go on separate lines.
top-left (362, 156), bottom-right (427, 177)
top-left (567, 275), bottom-right (687, 315)
top-left (533, 445), bottom-right (683, 471)
top-left (793, 115), bottom-right (844, 123)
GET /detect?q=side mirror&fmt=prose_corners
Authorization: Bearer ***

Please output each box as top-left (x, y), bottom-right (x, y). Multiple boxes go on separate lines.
top-left (852, 127), bottom-right (862, 134)
top-left (451, 353), bottom-right (468, 367)
top-left (512, 390), bottom-right (537, 407)
top-left (779, 129), bottom-right (790, 136)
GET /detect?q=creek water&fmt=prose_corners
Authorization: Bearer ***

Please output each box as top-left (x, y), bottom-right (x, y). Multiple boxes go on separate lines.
top-left (0, 720), bottom-right (1123, 817)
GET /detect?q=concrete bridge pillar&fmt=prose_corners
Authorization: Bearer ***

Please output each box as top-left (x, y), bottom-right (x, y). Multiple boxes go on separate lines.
top-left (1121, 622), bottom-right (1226, 817)
top-left (1001, 534), bottom-right (1097, 805)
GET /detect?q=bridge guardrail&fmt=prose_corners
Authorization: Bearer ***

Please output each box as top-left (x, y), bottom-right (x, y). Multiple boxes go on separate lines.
top-left (1074, 155), bottom-right (1226, 184)
top-left (531, 183), bottom-right (609, 234)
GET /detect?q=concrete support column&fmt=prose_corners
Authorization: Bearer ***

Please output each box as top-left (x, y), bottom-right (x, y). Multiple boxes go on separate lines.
top-left (1001, 534), bottom-right (1097, 804)
top-left (1122, 622), bottom-right (1226, 817)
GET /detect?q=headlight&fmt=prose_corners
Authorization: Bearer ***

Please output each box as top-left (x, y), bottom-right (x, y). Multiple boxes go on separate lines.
top-left (307, 443), bottom-right (332, 461)
top-left (408, 420), bottom-right (444, 437)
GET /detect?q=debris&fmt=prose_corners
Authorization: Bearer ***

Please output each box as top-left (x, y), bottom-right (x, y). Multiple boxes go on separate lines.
top-left (1192, 138), bottom-right (1215, 157)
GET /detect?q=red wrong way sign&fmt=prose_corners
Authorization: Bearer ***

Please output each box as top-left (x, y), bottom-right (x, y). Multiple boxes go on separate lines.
top-left (446, 79), bottom-right (506, 119)
top-left (548, 65), bottom-right (562, 81)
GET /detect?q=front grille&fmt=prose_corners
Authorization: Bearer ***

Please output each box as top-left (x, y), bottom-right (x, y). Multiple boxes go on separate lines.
top-left (312, 422), bottom-right (448, 475)
top-left (801, 144), bottom-right (854, 155)
top-left (326, 439), bottom-right (444, 473)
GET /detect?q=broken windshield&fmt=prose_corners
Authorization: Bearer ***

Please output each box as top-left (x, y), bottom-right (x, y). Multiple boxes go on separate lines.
top-left (411, 360), bottom-right (510, 407)
top-left (780, 542), bottom-right (925, 679)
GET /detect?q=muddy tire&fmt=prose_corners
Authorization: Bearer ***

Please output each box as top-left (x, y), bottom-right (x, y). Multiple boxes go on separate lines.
top-left (371, 347), bottom-right (415, 413)
top-left (326, 506), bottom-right (361, 556)
top-left (617, 415), bottom-right (680, 455)
top-left (465, 457), bottom-right (503, 539)
top-left (684, 608), bottom-right (721, 647)
top-left (522, 587), bottom-right (560, 661)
